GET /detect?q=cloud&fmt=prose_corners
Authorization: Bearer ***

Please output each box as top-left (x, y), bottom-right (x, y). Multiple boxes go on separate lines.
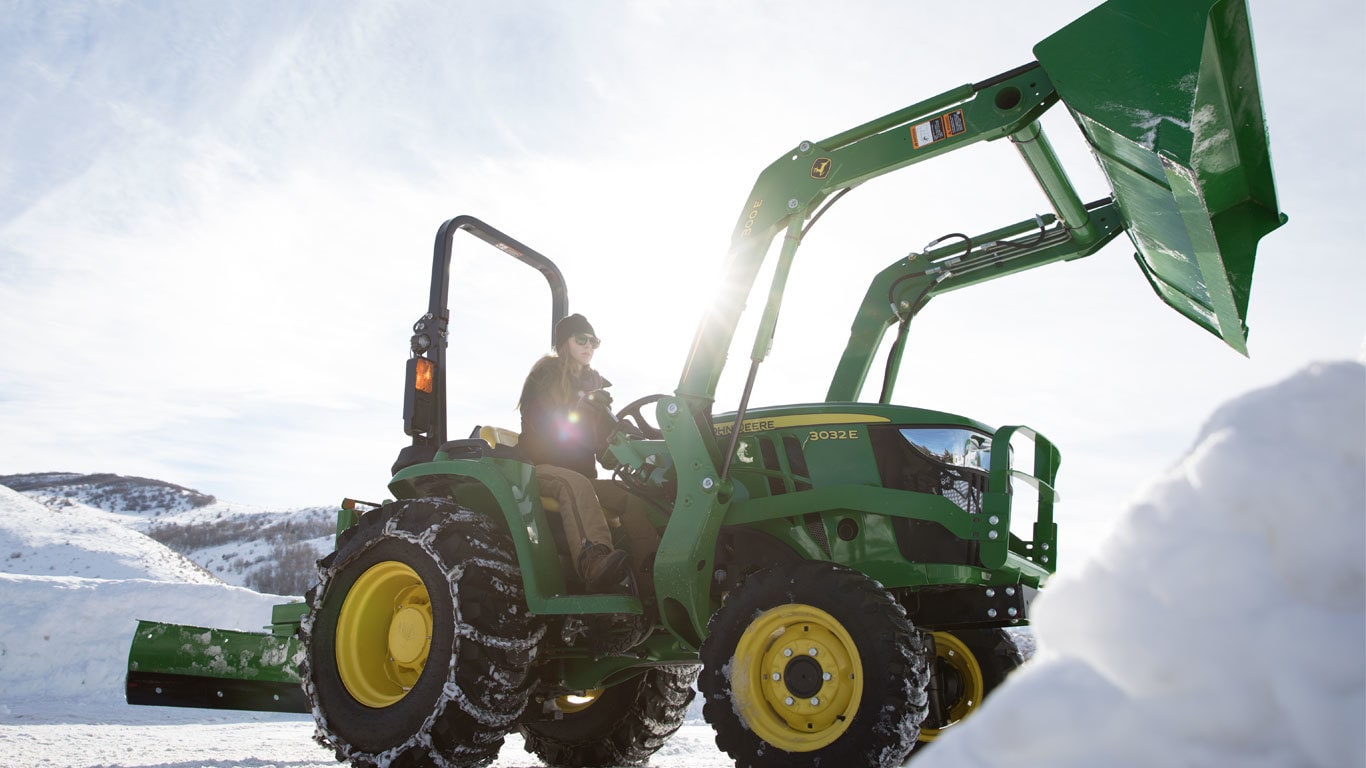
top-left (1, 0), bottom-right (1362, 521)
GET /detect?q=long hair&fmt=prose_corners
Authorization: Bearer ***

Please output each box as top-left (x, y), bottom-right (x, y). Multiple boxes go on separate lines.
top-left (518, 340), bottom-right (589, 410)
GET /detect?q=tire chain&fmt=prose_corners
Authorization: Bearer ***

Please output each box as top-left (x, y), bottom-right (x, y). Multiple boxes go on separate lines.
top-left (299, 498), bottom-right (545, 768)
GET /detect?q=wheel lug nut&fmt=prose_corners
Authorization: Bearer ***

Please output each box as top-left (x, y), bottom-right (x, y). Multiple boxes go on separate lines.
top-left (783, 648), bottom-right (793, 657)
top-left (822, 672), bottom-right (832, 681)
top-left (808, 648), bottom-right (818, 656)
top-left (771, 673), bottom-right (781, 681)
top-left (784, 697), bottom-right (794, 706)
top-left (810, 697), bottom-right (820, 706)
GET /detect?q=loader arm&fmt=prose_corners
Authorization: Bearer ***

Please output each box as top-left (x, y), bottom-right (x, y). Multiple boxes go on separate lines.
top-left (677, 0), bottom-right (1285, 416)
top-left (676, 62), bottom-right (1075, 408)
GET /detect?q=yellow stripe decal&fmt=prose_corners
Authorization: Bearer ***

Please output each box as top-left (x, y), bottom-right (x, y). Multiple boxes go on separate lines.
top-left (712, 413), bottom-right (889, 437)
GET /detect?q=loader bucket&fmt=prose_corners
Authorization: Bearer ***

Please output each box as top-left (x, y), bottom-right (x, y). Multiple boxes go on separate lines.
top-left (1035, 0), bottom-right (1285, 353)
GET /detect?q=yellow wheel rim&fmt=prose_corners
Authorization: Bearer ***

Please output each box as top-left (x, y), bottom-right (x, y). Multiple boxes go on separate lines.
top-left (918, 631), bottom-right (984, 742)
top-left (336, 560), bottom-right (433, 708)
top-left (555, 688), bottom-right (604, 714)
top-left (730, 604), bottom-right (863, 752)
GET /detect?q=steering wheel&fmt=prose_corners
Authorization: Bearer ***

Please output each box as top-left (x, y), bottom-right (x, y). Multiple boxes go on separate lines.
top-left (613, 394), bottom-right (667, 440)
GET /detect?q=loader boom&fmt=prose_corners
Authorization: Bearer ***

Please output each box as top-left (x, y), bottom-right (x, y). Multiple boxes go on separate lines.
top-left (679, 0), bottom-right (1284, 412)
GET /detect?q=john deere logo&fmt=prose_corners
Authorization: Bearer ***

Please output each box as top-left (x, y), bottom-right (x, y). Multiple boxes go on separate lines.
top-left (810, 157), bottom-right (832, 180)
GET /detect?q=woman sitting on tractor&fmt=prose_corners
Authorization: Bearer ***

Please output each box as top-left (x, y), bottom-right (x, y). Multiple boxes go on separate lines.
top-left (518, 313), bottom-right (632, 592)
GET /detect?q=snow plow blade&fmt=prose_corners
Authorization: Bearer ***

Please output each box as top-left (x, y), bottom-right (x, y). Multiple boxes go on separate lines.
top-left (125, 620), bottom-right (308, 713)
top-left (1035, 0), bottom-right (1286, 354)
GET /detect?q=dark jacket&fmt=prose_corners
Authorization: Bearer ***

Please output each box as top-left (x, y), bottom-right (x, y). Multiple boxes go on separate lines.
top-left (519, 357), bottom-right (612, 478)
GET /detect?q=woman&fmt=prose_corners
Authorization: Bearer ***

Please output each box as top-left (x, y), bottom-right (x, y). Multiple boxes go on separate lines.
top-left (518, 313), bottom-right (630, 592)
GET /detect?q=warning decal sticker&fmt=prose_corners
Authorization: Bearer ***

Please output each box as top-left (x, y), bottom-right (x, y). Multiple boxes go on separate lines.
top-left (910, 109), bottom-right (967, 149)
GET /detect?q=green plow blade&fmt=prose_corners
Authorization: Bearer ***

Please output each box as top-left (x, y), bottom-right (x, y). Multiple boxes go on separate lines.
top-left (125, 620), bottom-right (308, 713)
top-left (1036, 0), bottom-right (1286, 353)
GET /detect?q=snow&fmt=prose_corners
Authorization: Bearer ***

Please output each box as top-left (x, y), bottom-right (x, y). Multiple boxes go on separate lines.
top-left (0, 485), bottom-right (216, 583)
top-left (0, 360), bottom-right (1362, 767)
top-left (914, 360), bottom-right (1365, 768)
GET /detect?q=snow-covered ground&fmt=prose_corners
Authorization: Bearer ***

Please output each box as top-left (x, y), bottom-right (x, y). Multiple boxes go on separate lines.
top-left (0, 360), bottom-right (1361, 768)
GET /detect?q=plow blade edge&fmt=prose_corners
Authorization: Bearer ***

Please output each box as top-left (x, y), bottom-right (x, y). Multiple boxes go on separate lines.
top-left (125, 619), bottom-right (308, 713)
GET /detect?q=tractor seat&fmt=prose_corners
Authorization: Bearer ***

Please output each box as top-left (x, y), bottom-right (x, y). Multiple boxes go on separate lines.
top-left (478, 425), bottom-right (522, 450)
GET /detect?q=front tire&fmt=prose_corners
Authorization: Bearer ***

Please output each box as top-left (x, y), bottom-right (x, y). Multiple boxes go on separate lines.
top-left (919, 628), bottom-right (1023, 742)
top-left (520, 666), bottom-right (699, 767)
top-left (699, 561), bottom-right (929, 768)
top-left (300, 498), bottom-right (543, 767)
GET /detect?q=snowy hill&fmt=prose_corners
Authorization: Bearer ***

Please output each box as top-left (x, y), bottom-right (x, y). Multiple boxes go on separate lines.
top-left (0, 360), bottom-right (1361, 768)
top-left (0, 484), bottom-right (298, 718)
top-left (0, 484), bottom-right (215, 583)
top-left (1, 472), bottom-right (217, 515)
top-left (2, 473), bottom-right (336, 594)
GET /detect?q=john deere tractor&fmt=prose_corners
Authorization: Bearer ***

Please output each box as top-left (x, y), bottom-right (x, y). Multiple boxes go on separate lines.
top-left (125, 0), bottom-right (1285, 766)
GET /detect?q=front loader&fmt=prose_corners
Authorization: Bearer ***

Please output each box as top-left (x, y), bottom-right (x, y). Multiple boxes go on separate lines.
top-left (125, 0), bottom-right (1285, 766)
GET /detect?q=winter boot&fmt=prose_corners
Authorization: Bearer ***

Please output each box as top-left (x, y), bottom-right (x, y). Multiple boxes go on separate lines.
top-left (578, 543), bottom-right (631, 593)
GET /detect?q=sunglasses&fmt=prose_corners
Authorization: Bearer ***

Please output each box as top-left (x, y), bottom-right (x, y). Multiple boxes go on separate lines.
top-left (572, 333), bottom-right (601, 349)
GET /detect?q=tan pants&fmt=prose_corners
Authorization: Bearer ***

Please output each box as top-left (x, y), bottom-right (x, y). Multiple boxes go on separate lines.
top-left (533, 464), bottom-right (615, 557)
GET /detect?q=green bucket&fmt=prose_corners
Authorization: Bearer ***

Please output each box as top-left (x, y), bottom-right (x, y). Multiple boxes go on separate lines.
top-left (1036, 0), bottom-right (1286, 353)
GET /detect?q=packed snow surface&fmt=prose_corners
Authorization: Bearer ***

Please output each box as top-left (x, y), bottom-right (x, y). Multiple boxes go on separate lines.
top-left (915, 360), bottom-right (1365, 768)
top-left (0, 360), bottom-right (1362, 768)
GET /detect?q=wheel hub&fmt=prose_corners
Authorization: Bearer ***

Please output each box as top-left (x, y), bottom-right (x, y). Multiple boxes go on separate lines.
top-left (388, 605), bottom-right (432, 665)
top-left (782, 655), bottom-right (824, 699)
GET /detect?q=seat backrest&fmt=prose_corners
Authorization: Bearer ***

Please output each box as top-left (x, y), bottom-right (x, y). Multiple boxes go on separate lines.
top-left (479, 425), bottom-right (521, 449)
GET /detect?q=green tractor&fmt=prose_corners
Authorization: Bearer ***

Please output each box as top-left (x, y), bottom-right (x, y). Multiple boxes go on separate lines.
top-left (125, 0), bottom-right (1284, 765)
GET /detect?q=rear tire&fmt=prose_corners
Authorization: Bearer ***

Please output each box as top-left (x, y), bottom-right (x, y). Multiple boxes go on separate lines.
top-left (520, 666), bottom-right (699, 767)
top-left (300, 498), bottom-right (542, 767)
top-left (699, 560), bottom-right (929, 768)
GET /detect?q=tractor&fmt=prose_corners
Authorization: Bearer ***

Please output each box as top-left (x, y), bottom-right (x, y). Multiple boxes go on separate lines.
top-left (125, 0), bottom-right (1285, 766)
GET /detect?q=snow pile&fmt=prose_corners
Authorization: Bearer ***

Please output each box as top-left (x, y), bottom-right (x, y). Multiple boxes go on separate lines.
top-left (0, 485), bottom-right (296, 712)
top-left (917, 361), bottom-right (1366, 768)
top-left (0, 574), bottom-right (290, 711)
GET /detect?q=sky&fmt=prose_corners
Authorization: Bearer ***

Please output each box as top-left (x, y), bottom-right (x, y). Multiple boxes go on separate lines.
top-left (1, 0), bottom-right (1364, 563)
top-left (1, 358), bottom-right (1360, 767)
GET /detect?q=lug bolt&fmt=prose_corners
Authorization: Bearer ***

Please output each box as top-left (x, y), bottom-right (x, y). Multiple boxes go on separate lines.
top-left (1006, 587), bottom-right (1016, 596)
top-left (808, 648), bottom-right (818, 656)
top-left (772, 673), bottom-right (781, 681)
top-left (822, 672), bottom-right (832, 681)
top-left (987, 608), bottom-right (998, 618)
top-left (783, 648), bottom-right (793, 657)
top-left (985, 588), bottom-right (995, 598)
top-left (810, 697), bottom-right (820, 706)
top-left (785, 697), bottom-right (795, 706)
